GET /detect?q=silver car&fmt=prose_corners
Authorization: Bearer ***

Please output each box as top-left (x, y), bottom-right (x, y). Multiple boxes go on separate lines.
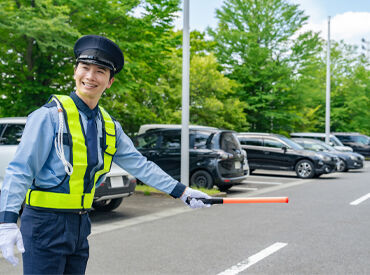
top-left (0, 117), bottom-right (136, 212)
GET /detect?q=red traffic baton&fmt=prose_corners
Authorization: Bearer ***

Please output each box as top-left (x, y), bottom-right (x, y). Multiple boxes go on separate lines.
top-left (187, 197), bottom-right (289, 204)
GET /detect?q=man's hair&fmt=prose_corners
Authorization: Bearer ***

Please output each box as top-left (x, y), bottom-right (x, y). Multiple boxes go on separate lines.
top-left (75, 62), bottom-right (114, 80)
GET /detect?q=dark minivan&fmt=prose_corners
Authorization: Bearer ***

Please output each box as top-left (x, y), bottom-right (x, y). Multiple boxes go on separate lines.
top-left (237, 133), bottom-right (337, 178)
top-left (333, 133), bottom-right (370, 157)
top-left (133, 126), bottom-right (249, 191)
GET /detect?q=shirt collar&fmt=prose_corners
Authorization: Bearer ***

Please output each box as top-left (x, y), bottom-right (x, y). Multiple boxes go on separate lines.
top-left (70, 91), bottom-right (99, 119)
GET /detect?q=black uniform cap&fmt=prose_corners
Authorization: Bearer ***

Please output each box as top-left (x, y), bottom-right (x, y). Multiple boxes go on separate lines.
top-left (74, 35), bottom-right (124, 74)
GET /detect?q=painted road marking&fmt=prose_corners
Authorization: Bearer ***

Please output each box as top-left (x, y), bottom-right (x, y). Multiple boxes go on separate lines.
top-left (217, 242), bottom-right (288, 275)
top-left (245, 180), bottom-right (282, 185)
top-left (350, 193), bottom-right (370, 205)
top-left (91, 207), bottom-right (192, 236)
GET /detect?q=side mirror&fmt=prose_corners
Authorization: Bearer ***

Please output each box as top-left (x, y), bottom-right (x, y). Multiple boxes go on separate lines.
top-left (282, 146), bottom-right (287, 153)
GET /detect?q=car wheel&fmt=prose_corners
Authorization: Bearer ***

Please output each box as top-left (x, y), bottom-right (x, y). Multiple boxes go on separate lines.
top-left (337, 159), bottom-right (348, 172)
top-left (92, 198), bottom-right (123, 212)
top-left (295, 159), bottom-right (315, 179)
top-left (190, 170), bottom-right (213, 189)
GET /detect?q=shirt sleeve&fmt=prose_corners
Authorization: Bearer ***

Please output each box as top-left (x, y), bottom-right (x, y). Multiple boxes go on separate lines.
top-left (0, 107), bottom-right (55, 222)
top-left (112, 122), bottom-right (186, 198)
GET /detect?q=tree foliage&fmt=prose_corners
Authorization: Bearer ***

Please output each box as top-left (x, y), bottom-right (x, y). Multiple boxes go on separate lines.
top-left (0, 0), bottom-right (369, 136)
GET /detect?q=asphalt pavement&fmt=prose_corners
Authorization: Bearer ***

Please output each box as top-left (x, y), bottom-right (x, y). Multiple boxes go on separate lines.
top-left (1, 162), bottom-right (369, 274)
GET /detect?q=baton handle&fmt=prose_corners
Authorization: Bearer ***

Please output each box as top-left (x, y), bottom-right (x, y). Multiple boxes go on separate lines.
top-left (186, 197), bottom-right (288, 205)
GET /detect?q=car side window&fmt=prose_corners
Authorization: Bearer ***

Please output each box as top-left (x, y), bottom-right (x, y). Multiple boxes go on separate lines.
top-left (134, 134), bottom-right (158, 149)
top-left (239, 137), bottom-right (263, 146)
top-left (220, 133), bottom-right (239, 153)
top-left (161, 134), bottom-right (181, 149)
top-left (0, 124), bottom-right (25, 145)
top-left (193, 131), bottom-right (211, 149)
top-left (263, 138), bottom-right (284, 148)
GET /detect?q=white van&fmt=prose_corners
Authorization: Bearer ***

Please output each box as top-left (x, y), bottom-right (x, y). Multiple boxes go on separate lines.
top-left (290, 132), bottom-right (353, 152)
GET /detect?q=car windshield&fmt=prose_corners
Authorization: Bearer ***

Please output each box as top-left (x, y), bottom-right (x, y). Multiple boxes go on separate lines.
top-left (0, 124), bottom-right (25, 145)
top-left (303, 140), bottom-right (335, 151)
top-left (279, 136), bottom-right (304, 150)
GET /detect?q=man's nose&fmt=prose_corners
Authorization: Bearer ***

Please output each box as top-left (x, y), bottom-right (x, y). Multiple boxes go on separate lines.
top-left (86, 69), bottom-right (96, 79)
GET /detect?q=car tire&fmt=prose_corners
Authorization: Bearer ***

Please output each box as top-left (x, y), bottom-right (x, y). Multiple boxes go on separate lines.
top-left (92, 198), bottom-right (123, 212)
top-left (190, 170), bottom-right (213, 189)
top-left (295, 159), bottom-right (315, 179)
top-left (337, 159), bottom-right (348, 172)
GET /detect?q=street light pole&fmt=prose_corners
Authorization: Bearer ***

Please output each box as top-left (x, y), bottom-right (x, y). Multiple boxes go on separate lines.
top-left (325, 16), bottom-right (331, 144)
top-left (181, 0), bottom-right (190, 186)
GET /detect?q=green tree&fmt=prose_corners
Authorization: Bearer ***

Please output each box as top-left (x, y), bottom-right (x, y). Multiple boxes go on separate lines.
top-left (0, 0), bottom-right (182, 135)
top-left (208, 0), bottom-right (322, 135)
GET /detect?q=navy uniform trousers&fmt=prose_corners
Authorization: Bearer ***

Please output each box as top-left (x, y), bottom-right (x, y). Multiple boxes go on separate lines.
top-left (20, 206), bottom-right (91, 274)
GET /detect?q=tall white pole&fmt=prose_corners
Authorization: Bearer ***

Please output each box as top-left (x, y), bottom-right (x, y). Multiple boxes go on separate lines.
top-left (325, 17), bottom-right (331, 144)
top-left (181, 0), bottom-right (190, 186)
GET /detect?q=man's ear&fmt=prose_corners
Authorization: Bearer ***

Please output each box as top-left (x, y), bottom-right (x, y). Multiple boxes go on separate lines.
top-left (106, 77), bottom-right (115, 89)
top-left (73, 65), bottom-right (77, 80)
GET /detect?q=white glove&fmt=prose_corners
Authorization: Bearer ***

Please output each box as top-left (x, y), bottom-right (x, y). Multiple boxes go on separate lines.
top-left (0, 223), bottom-right (25, 266)
top-left (180, 187), bottom-right (211, 209)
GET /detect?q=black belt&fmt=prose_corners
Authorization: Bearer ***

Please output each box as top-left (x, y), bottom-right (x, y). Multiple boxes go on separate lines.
top-left (26, 205), bottom-right (89, 215)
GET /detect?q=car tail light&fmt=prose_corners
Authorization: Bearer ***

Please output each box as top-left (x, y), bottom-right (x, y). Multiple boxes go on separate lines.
top-left (130, 178), bottom-right (137, 184)
top-left (216, 150), bottom-right (234, 160)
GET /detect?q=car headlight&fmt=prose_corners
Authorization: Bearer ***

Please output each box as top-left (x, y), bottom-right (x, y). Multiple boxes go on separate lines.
top-left (350, 155), bottom-right (357, 160)
top-left (317, 154), bottom-right (330, 162)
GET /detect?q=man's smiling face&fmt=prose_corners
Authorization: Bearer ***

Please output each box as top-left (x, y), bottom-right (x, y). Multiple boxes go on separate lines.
top-left (74, 62), bottom-right (114, 105)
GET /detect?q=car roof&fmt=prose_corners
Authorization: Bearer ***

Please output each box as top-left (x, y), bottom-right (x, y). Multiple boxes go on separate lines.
top-left (138, 124), bottom-right (218, 134)
top-left (291, 138), bottom-right (322, 143)
top-left (332, 132), bottom-right (362, 136)
top-left (237, 132), bottom-right (284, 138)
top-left (290, 132), bottom-right (337, 138)
top-left (0, 117), bottom-right (27, 124)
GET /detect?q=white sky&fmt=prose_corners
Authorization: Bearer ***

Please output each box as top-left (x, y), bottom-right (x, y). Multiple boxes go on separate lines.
top-left (174, 0), bottom-right (370, 48)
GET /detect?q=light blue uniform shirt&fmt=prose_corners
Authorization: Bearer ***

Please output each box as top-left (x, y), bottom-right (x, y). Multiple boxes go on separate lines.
top-left (0, 93), bottom-right (186, 223)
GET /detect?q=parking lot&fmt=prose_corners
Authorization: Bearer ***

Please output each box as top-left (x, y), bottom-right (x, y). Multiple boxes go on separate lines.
top-left (1, 162), bottom-right (369, 274)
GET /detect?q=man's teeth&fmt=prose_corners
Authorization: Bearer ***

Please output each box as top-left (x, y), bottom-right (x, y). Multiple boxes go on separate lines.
top-left (83, 82), bottom-right (97, 88)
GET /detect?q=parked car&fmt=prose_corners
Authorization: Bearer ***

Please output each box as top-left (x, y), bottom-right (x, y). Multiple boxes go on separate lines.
top-left (290, 132), bottom-right (353, 152)
top-left (292, 138), bottom-right (364, 172)
top-left (237, 133), bottom-right (337, 178)
top-left (333, 132), bottom-right (370, 157)
top-left (0, 117), bottom-right (136, 212)
top-left (133, 125), bottom-right (249, 191)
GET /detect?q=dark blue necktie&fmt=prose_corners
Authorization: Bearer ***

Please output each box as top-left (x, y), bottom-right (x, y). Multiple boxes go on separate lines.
top-left (86, 115), bottom-right (98, 167)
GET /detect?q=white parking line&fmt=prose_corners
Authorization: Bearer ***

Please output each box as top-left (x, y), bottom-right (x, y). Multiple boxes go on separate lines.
top-left (350, 193), bottom-right (370, 205)
top-left (217, 242), bottom-right (287, 275)
top-left (245, 181), bottom-right (282, 185)
top-left (91, 207), bottom-right (192, 236)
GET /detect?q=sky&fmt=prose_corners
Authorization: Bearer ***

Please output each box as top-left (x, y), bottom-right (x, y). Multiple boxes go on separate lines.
top-left (174, 0), bottom-right (370, 49)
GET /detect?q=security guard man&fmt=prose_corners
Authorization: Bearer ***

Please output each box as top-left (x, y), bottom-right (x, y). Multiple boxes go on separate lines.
top-left (0, 35), bottom-right (210, 274)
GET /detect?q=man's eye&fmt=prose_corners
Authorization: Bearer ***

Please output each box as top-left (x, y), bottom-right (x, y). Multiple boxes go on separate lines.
top-left (98, 70), bottom-right (105, 74)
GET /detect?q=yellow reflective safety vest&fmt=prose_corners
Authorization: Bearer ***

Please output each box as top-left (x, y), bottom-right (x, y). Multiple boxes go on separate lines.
top-left (26, 94), bottom-right (117, 210)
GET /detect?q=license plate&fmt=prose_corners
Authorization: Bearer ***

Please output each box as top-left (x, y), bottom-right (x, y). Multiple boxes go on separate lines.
top-left (235, 161), bottom-right (241, 169)
top-left (110, 176), bottom-right (124, 188)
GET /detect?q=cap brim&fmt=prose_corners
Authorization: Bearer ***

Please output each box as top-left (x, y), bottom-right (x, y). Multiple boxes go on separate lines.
top-left (77, 58), bottom-right (114, 72)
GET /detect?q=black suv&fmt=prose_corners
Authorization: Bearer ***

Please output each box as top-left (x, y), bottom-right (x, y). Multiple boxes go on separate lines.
top-left (237, 133), bottom-right (337, 178)
top-left (133, 127), bottom-right (249, 191)
top-left (333, 133), bottom-right (370, 157)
